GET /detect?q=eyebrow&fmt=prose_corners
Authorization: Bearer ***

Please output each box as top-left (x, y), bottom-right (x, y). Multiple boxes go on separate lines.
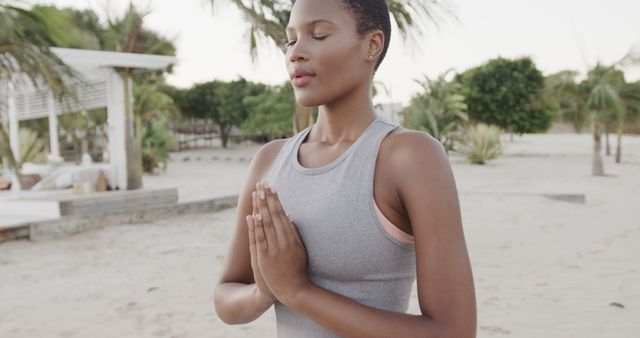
top-left (285, 19), bottom-right (336, 33)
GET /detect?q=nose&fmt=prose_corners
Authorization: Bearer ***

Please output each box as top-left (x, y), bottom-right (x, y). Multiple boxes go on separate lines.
top-left (290, 53), bottom-right (305, 63)
top-left (287, 40), bottom-right (307, 63)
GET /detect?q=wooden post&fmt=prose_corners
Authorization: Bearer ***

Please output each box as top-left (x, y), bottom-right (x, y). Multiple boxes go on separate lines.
top-left (47, 91), bottom-right (62, 162)
top-left (107, 69), bottom-right (129, 190)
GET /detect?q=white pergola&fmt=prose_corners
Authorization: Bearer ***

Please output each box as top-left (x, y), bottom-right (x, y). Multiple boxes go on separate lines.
top-left (0, 47), bottom-right (176, 190)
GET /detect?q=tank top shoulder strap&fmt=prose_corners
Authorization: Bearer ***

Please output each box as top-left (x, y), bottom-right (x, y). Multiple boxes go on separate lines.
top-left (262, 126), bottom-right (311, 183)
top-left (349, 115), bottom-right (400, 164)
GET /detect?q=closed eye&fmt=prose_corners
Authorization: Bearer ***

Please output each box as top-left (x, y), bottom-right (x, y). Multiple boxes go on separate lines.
top-left (285, 36), bottom-right (328, 48)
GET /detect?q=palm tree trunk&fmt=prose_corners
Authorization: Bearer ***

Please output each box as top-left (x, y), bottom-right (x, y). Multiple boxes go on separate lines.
top-left (605, 125), bottom-right (611, 155)
top-left (615, 123), bottom-right (622, 163)
top-left (122, 69), bottom-right (143, 190)
top-left (121, 14), bottom-right (144, 190)
top-left (10, 171), bottom-right (22, 194)
top-left (592, 121), bottom-right (604, 176)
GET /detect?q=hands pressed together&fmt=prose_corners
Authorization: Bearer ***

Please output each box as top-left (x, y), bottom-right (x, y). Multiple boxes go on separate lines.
top-left (245, 180), bottom-right (310, 308)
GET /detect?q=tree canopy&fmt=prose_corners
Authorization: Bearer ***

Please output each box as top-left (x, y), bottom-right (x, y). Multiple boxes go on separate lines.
top-left (457, 57), bottom-right (554, 134)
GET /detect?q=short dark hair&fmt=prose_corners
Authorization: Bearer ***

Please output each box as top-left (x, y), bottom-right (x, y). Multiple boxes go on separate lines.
top-left (340, 0), bottom-right (391, 72)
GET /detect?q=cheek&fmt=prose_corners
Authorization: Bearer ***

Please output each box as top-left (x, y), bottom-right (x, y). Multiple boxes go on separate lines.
top-left (317, 40), bottom-right (361, 79)
top-left (315, 41), bottom-right (364, 90)
top-left (288, 37), bottom-right (366, 107)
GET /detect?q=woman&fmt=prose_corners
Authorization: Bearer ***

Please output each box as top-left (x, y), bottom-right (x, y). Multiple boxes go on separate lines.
top-left (214, 0), bottom-right (477, 336)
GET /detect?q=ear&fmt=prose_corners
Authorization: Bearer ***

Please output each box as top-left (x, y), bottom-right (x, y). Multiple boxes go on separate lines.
top-left (365, 29), bottom-right (385, 63)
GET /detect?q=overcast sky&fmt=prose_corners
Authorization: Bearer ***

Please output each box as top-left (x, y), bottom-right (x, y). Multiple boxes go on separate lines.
top-left (31, 0), bottom-right (640, 105)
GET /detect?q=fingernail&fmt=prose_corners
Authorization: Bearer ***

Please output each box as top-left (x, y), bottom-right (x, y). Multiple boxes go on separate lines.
top-left (256, 213), bottom-right (262, 221)
top-left (259, 191), bottom-right (265, 200)
top-left (269, 185), bottom-right (276, 194)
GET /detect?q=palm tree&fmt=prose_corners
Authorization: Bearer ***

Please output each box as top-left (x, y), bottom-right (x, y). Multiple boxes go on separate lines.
top-left (542, 70), bottom-right (590, 133)
top-left (208, 0), bottom-right (456, 133)
top-left (0, 3), bottom-right (75, 92)
top-left (0, 3), bottom-right (76, 190)
top-left (99, 3), bottom-right (176, 189)
top-left (584, 65), bottom-right (624, 175)
top-left (406, 69), bottom-right (468, 153)
top-left (133, 82), bottom-right (179, 173)
top-left (620, 81), bottom-right (640, 135)
top-left (581, 46), bottom-right (640, 175)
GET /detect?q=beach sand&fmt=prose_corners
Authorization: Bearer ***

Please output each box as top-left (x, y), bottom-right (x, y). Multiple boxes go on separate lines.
top-left (1, 133), bottom-right (639, 337)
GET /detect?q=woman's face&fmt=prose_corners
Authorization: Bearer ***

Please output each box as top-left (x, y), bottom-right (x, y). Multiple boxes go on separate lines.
top-left (285, 0), bottom-right (374, 107)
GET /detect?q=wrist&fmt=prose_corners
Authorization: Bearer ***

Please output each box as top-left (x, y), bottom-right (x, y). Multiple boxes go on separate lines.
top-left (284, 280), bottom-right (314, 310)
top-left (253, 284), bottom-right (276, 307)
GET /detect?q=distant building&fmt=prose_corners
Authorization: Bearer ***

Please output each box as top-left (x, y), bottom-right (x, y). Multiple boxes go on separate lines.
top-left (375, 102), bottom-right (405, 125)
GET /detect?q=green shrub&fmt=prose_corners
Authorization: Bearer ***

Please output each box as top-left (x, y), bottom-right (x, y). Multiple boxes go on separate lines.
top-left (141, 114), bottom-right (177, 173)
top-left (0, 126), bottom-right (47, 172)
top-left (459, 123), bottom-right (503, 165)
top-left (406, 71), bottom-right (469, 154)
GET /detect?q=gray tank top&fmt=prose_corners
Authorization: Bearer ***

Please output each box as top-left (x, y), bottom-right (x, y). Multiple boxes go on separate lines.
top-left (263, 114), bottom-right (417, 337)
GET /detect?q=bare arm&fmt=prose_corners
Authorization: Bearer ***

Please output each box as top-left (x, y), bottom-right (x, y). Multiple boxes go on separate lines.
top-left (213, 139), bottom-right (287, 324)
top-left (214, 282), bottom-right (274, 324)
top-left (281, 131), bottom-right (477, 337)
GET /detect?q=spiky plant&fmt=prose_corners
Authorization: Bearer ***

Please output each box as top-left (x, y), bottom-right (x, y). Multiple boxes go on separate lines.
top-left (458, 123), bottom-right (503, 165)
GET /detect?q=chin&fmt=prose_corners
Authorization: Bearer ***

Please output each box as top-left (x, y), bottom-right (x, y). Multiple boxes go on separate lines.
top-left (294, 92), bottom-right (326, 108)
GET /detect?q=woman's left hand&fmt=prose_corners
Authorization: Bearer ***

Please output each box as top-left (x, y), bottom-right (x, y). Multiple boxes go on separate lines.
top-left (249, 180), bottom-right (310, 306)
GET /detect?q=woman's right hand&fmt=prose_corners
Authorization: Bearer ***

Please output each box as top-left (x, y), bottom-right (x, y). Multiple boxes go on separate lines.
top-left (247, 188), bottom-right (277, 305)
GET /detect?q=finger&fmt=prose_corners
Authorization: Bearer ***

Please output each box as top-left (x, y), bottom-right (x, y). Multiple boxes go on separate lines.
top-left (263, 183), bottom-right (299, 246)
top-left (257, 183), bottom-right (278, 245)
top-left (253, 213), bottom-right (268, 253)
top-left (246, 215), bottom-right (259, 270)
top-left (285, 212), bottom-right (304, 246)
top-left (273, 191), bottom-right (295, 236)
top-left (264, 184), bottom-right (290, 244)
top-left (252, 190), bottom-right (258, 216)
top-left (254, 182), bottom-right (262, 216)
top-left (267, 185), bottom-right (287, 225)
top-left (246, 215), bottom-right (257, 253)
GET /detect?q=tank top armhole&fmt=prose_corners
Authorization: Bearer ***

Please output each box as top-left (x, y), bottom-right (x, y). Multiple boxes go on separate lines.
top-left (261, 130), bottom-right (308, 183)
top-left (368, 123), bottom-right (415, 248)
top-left (374, 127), bottom-right (415, 245)
top-left (374, 198), bottom-right (415, 244)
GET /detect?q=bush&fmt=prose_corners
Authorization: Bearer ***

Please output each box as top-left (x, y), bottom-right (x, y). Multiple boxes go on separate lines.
top-left (141, 115), bottom-right (177, 173)
top-left (0, 126), bottom-right (47, 172)
top-left (456, 57), bottom-right (553, 134)
top-left (459, 123), bottom-right (503, 165)
top-left (406, 71), bottom-right (469, 154)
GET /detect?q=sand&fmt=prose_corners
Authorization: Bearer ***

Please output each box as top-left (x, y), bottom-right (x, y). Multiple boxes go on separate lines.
top-left (1, 133), bottom-right (639, 337)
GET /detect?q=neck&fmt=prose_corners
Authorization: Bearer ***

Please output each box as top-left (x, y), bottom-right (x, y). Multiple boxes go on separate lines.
top-left (312, 80), bottom-right (377, 144)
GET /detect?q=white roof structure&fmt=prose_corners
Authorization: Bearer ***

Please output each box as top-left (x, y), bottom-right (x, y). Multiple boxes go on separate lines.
top-left (1, 47), bottom-right (176, 191)
top-left (51, 47), bottom-right (176, 74)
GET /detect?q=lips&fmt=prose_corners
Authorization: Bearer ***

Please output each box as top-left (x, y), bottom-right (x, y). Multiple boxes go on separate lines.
top-left (292, 68), bottom-right (315, 79)
top-left (291, 68), bottom-right (315, 87)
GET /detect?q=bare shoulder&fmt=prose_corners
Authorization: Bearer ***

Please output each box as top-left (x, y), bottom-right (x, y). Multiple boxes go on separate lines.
top-left (384, 129), bottom-right (474, 336)
top-left (380, 127), bottom-right (448, 172)
top-left (250, 138), bottom-right (290, 177)
top-left (380, 126), bottom-right (457, 215)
